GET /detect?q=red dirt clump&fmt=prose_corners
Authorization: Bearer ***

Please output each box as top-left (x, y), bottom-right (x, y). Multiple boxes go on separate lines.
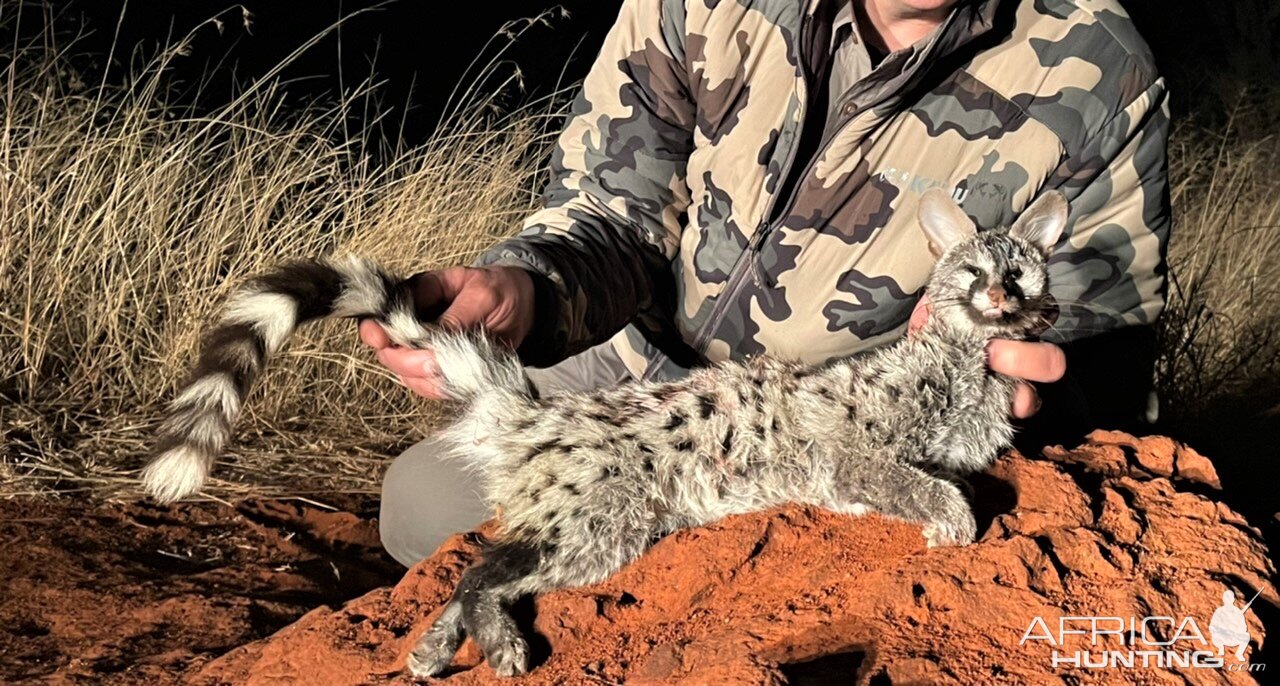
top-left (198, 434), bottom-right (1277, 685)
top-left (0, 495), bottom-right (400, 685)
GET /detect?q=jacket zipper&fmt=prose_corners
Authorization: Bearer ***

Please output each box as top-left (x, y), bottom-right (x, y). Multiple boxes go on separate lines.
top-left (687, 112), bottom-right (860, 360)
top-left (686, 14), bottom-right (871, 363)
top-left (650, 6), bottom-right (860, 381)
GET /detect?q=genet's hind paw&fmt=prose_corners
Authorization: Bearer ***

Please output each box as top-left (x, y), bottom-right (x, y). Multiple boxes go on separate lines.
top-left (486, 636), bottom-right (530, 678)
top-left (918, 478), bottom-right (977, 548)
top-left (406, 637), bottom-right (457, 679)
top-left (922, 522), bottom-right (969, 547)
top-left (407, 603), bottom-right (465, 678)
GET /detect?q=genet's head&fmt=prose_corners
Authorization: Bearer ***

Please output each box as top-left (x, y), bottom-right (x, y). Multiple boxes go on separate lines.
top-left (916, 188), bottom-right (1068, 338)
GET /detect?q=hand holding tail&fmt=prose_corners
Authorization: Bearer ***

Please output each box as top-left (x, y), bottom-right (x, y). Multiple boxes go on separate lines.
top-left (360, 266), bottom-right (536, 400)
top-left (141, 257), bottom-right (533, 504)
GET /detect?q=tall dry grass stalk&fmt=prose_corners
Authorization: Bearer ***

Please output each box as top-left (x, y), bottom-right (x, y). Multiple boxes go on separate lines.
top-left (1157, 113), bottom-right (1280, 422)
top-left (0, 10), bottom-right (561, 497)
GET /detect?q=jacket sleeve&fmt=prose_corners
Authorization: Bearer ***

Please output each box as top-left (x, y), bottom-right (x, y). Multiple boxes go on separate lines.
top-left (476, 0), bottom-right (695, 367)
top-left (1046, 77), bottom-right (1172, 343)
top-left (1034, 77), bottom-right (1171, 440)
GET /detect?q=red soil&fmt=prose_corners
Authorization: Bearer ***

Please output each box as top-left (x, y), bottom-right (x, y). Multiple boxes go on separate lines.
top-left (0, 495), bottom-right (400, 685)
top-left (195, 432), bottom-right (1278, 685)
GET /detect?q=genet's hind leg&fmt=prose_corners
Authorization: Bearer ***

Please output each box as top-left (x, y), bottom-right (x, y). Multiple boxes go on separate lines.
top-left (457, 541), bottom-right (545, 677)
top-left (408, 507), bottom-right (657, 677)
top-left (467, 531), bottom-right (652, 677)
top-left (833, 459), bottom-right (976, 547)
top-left (406, 600), bottom-right (465, 677)
top-left (406, 539), bottom-right (543, 678)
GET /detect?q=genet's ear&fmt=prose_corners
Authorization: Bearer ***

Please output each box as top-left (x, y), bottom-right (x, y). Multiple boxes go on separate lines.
top-left (1010, 190), bottom-right (1069, 256)
top-left (917, 188), bottom-right (977, 258)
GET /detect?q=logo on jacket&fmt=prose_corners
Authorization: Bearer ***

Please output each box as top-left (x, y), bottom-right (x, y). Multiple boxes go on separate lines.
top-left (876, 166), bottom-right (1011, 207)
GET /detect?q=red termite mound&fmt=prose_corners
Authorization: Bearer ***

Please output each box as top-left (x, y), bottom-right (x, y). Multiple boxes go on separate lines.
top-left (196, 432), bottom-right (1277, 685)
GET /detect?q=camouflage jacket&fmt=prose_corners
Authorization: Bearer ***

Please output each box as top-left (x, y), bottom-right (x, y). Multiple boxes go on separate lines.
top-left (479, 0), bottom-right (1170, 383)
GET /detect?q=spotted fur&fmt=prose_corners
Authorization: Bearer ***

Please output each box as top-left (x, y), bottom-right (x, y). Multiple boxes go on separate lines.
top-left (143, 191), bottom-right (1066, 679)
top-left (408, 189), bottom-right (1069, 677)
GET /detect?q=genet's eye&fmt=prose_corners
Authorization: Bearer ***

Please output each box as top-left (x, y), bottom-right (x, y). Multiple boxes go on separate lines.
top-left (964, 265), bottom-right (983, 278)
top-left (1007, 267), bottom-right (1023, 280)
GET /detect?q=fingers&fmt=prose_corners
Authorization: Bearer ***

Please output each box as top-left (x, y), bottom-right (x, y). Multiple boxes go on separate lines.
top-left (1011, 382), bottom-right (1041, 419)
top-left (986, 339), bottom-right (1066, 384)
top-left (986, 339), bottom-right (1063, 418)
top-left (366, 267), bottom-right (492, 400)
top-left (376, 346), bottom-right (440, 383)
top-left (358, 319), bottom-right (391, 350)
top-left (411, 267), bottom-right (467, 303)
top-left (398, 373), bottom-right (448, 401)
top-left (907, 295), bottom-right (931, 337)
top-left (378, 346), bottom-right (447, 399)
top-left (363, 323), bottom-right (448, 399)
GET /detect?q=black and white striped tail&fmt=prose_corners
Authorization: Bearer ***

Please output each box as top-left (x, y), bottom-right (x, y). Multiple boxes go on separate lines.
top-left (141, 256), bottom-right (414, 503)
top-left (142, 256), bottom-right (534, 503)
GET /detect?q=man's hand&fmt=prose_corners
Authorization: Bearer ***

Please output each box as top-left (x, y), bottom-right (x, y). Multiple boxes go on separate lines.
top-left (359, 265), bottom-right (536, 399)
top-left (908, 295), bottom-right (1066, 419)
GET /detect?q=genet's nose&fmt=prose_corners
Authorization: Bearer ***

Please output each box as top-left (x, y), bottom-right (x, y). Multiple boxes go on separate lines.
top-left (987, 286), bottom-right (1006, 308)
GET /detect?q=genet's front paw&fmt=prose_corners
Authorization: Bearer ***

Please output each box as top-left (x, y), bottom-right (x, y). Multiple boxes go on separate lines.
top-left (920, 481), bottom-right (977, 548)
top-left (921, 506), bottom-right (977, 548)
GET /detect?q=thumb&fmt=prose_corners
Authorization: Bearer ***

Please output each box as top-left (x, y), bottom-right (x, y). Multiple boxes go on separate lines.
top-left (437, 284), bottom-right (497, 332)
top-left (908, 294), bottom-right (932, 337)
top-left (408, 267), bottom-right (467, 321)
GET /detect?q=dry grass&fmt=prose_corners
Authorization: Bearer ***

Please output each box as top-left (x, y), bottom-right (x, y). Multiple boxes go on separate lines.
top-left (3, 10), bottom-right (1279, 501)
top-left (1156, 111), bottom-right (1280, 423)
top-left (1, 10), bottom-right (560, 498)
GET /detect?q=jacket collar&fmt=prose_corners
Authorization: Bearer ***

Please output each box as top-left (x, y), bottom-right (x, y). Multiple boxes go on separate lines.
top-left (816, 0), bottom-right (1002, 62)
top-left (930, 0), bottom-right (1003, 62)
top-left (818, 0), bottom-right (1003, 115)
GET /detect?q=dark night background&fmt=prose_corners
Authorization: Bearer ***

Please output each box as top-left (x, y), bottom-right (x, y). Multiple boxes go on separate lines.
top-left (6, 1), bottom-right (622, 143)
top-left (9, 0), bottom-right (1280, 141)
